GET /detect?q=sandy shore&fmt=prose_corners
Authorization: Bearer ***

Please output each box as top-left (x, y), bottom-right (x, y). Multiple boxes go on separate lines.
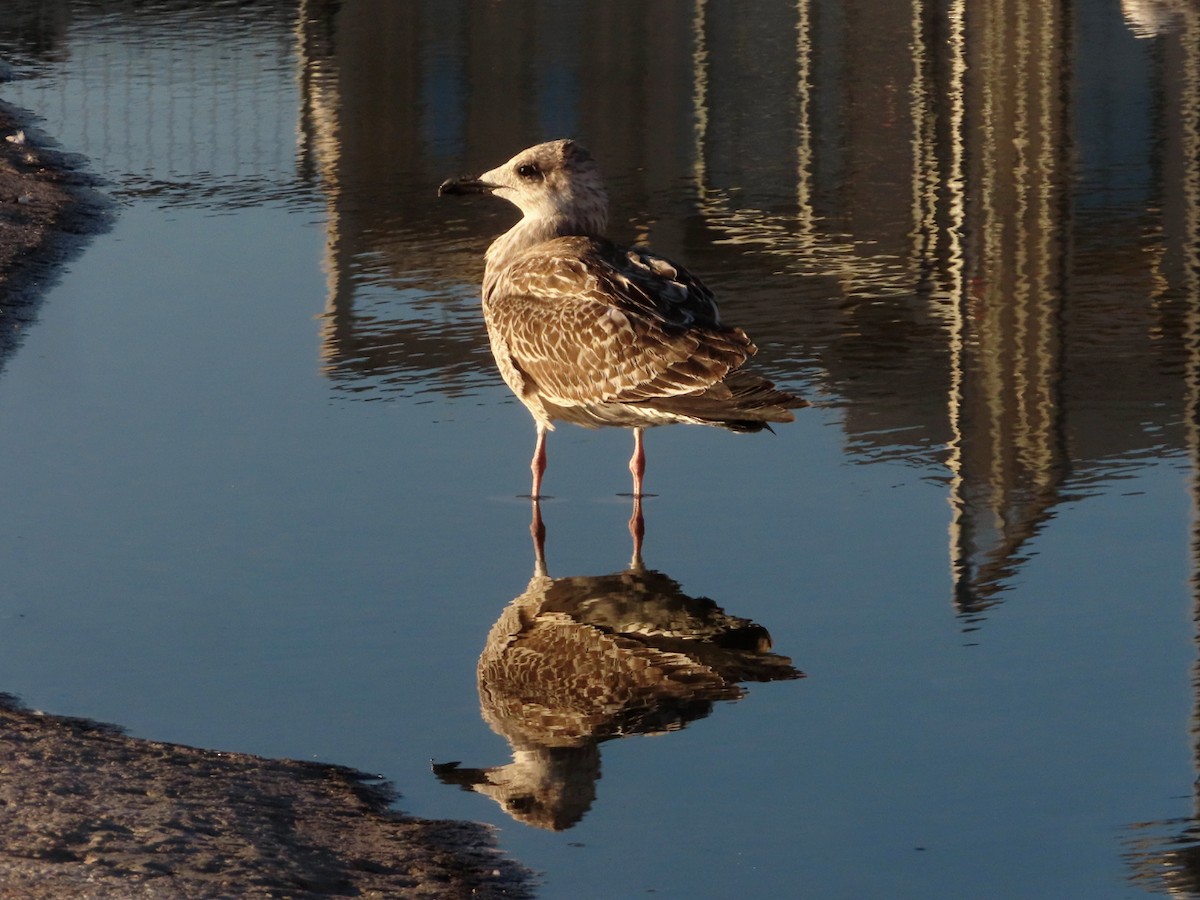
top-left (0, 695), bottom-right (532, 899)
top-left (0, 104), bottom-right (532, 898)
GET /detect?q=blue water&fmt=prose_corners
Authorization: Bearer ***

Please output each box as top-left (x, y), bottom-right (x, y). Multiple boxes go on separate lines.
top-left (1, 1), bottom-right (1199, 897)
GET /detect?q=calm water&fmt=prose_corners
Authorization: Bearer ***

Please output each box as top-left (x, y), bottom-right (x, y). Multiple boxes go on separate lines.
top-left (1, 1), bottom-right (1198, 896)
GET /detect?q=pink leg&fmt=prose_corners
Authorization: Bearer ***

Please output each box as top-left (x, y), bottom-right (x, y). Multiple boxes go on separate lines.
top-left (628, 427), bottom-right (646, 497)
top-left (530, 425), bottom-right (548, 499)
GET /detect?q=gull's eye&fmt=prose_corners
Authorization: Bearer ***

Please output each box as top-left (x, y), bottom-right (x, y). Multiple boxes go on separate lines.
top-left (517, 163), bottom-right (543, 181)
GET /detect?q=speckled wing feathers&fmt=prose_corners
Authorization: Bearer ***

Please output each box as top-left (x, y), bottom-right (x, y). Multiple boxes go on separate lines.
top-left (484, 237), bottom-right (753, 410)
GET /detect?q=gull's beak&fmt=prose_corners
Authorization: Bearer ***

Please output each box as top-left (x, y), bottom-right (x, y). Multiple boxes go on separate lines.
top-left (438, 175), bottom-right (498, 197)
top-left (432, 760), bottom-right (492, 787)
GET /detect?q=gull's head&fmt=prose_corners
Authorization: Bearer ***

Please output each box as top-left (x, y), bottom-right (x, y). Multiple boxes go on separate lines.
top-left (439, 139), bottom-right (608, 236)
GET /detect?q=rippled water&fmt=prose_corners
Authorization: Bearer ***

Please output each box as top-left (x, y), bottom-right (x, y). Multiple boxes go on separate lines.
top-left (1, 1), bottom-right (1199, 897)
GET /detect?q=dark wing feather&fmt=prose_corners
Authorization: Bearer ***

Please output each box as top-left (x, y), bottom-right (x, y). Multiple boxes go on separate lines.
top-left (484, 237), bottom-right (754, 407)
top-left (595, 241), bottom-right (723, 328)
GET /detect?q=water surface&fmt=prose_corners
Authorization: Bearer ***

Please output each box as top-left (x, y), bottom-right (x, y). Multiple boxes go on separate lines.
top-left (1, 1), bottom-right (1198, 897)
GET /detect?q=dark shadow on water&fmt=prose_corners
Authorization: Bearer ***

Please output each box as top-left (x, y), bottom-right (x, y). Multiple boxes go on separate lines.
top-left (434, 499), bottom-right (802, 831)
top-left (0, 97), bottom-right (112, 375)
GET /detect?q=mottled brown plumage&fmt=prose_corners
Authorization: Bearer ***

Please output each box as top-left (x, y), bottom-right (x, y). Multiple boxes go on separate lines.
top-left (433, 501), bottom-right (802, 830)
top-left (439, 139), bottom-right (805, 496)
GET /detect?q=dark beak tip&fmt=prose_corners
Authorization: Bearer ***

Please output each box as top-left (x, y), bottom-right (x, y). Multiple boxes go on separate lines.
top-left (438, 176), bottom-right (495, 198)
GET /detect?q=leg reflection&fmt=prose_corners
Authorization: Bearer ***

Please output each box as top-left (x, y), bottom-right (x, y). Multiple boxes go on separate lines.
top-left (628, 495), bottom-right (645, 570)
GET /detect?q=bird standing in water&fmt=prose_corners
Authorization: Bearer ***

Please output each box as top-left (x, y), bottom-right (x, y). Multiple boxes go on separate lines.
top-left (439, 139), bottom-right (804, 498)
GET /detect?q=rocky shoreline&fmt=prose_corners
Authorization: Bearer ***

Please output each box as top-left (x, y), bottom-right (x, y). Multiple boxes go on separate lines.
top-left (0, 99), bottom-right (110, 356)
top-left (0, 104), bottom-right (532, 899)
top-left (0, 695), bottom-right (532, 898)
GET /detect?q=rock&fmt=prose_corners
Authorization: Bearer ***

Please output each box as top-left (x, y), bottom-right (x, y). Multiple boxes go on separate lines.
top-left (0, 98), bottom-right (111, 355)
top-left (0, 695), bottom-right (533, 898)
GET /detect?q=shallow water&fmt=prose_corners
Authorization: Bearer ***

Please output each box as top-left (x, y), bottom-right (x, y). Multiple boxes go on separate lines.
top-left (1, 0), bottom-right (1199, 896)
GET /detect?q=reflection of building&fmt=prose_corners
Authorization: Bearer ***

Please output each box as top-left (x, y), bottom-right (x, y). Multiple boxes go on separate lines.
top-left (298, 0), bottom-right (497, 399)
top-left (942, 0), bottom-right (1072, 613)
top-left (296, 0), bottom-right (707, 400)
top-left (294, 0), bottom-right (1200, 612)
top-left (0, 3), bottom-right (68, 60)
top-left (1123, 0), bottom-right (1193, 38)
top-left (5, 0), bottom-right (1194, 617)
top-left (2, 0), bottom-right (301, 205)
top-left (1122, 7), bottom-right (1200, 891)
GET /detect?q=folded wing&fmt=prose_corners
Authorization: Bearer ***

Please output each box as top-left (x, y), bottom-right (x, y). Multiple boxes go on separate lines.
top-left (485, 236), bottom-right (755, 408)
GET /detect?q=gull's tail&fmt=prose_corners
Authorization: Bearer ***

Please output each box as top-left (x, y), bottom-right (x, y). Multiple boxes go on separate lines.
top-left (635, 371), bottom-right (808, 433)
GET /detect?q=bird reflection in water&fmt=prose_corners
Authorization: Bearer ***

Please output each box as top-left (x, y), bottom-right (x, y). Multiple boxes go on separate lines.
top-left (434, 499), bottom-right (802, 830)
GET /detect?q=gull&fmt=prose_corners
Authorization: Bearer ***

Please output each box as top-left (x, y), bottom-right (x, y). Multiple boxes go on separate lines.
top-left (439, 139), bottom-right (805, 497)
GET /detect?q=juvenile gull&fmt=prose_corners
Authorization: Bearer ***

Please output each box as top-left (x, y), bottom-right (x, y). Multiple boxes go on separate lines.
top-left (439, 139), bottom-right (805, 497)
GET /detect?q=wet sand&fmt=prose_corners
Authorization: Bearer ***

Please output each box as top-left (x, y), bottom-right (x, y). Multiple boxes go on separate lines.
top-left (0, 104), bottom-right (532, 899)
top-left (0, 696), bottom-right (530, 899)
